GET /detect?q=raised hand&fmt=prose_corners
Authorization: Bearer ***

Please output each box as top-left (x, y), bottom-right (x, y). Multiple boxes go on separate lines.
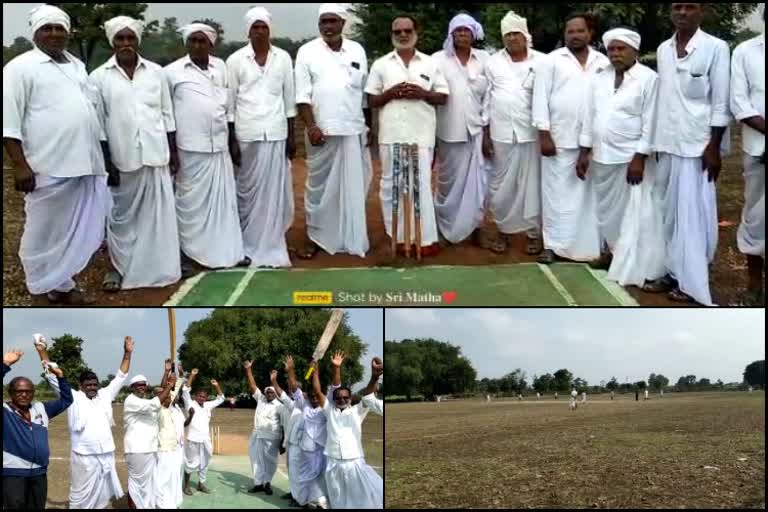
top-left (331, 351), bottom-right (346, 368)
top-left (210, 379), bottom-right (219, 387)
top-left (243, 360), bottom-right (253, 370)
top-left (49, 365), bottom-right (64, 378)
top-left (164, 359), bottom-right (173, 373)
top-left (191, 369), bottom-right (199, 376)
top-left (284, 356), bottom-right (294, 371)
top-left (371, 357), bottom-right (383, 378)
top-left (168, 373), bottom-right (178, 387)
top-left (3, 349), bottom-right (24, 366)
top-left (124, 336), bottom-right (134, 353)
top-left (270, 370), bottom-right (278, 382)
top-left (177, 362), bottom-right (185, 376)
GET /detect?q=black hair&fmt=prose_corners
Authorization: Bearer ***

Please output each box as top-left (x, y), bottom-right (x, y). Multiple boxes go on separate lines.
top-left (333, 386), bottom-right (352, 400)
top-left (392, 14), bottom-right (420, 32)
top-left (79, 371), bottom-right (99, 385)
top-left (564, 12), bottom-right (597, 34)
top-left (9, 377), bottom-right (33, 392)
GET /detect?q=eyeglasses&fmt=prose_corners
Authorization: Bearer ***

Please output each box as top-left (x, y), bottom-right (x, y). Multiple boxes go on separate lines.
top-left (392, 29), bottom-right (414, 36)
top-left (11, 390), bottom-right (34, 396)
top-left (335, 395), bottom-right (351, 401)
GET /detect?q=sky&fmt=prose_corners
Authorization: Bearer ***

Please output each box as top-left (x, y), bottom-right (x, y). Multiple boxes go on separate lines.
top-left (385, 309), bottom-right (765, 385)
top-left (2, 308), bottom-right (383, 388)
top-left (3, 3), bottom-right (764, 45)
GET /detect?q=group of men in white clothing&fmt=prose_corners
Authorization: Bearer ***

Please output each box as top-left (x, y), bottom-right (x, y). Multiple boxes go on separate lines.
top-left (4, 3), bottom-right (764, 306)
top-left (12, 333), bottom-right (384, 510)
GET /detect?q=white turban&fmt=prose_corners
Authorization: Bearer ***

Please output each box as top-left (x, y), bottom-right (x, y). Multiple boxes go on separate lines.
top-left (501, 12), bottom-right (532, 47)
top-left (245, 7), bottom-right (272, 37)
top-left (602, 28), bottom-right (641, 52)
top-left (129, 375), bottom-right (148, 386)
top-left (265, 386), bottom-right (276, 394)
top-left (318, 3), bottom-right (348, 21)
top-left (444, 13), bottom-right (485, 56)
top-left (180, 23), bottom-right (218, 45)
top-left (29, 4), bottom-right (71, 36)
top-left (104, 16), bottom-right (144, 48)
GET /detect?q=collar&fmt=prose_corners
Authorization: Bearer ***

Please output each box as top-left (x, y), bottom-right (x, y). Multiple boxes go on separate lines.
top-left (33, 47), bottom-right (73, 64)
top-left (182, 54), bottom-right (217, 70)
top-left (389, 49), bottom-right (424, 64)
top-left (503, 48), bottom-right (535, 63)
top-left (106, 54), bottom-right (147, 70)
top-left (244, 43), bottom-right (274, 58)
top-left (559, 46), bottom-right (600, 67)
top-left (670, 27), bottom-right (704, 53)
top-left (321, 37), bottom-right (347, 53)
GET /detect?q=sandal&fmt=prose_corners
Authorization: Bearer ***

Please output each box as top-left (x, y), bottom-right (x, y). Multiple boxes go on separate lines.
top-left (588, 253), bottom-right (613, 271)
top-left (47, 288), bottom-right (94, 305)
top-left (526, 238), bottom-right (543, 256)
top-left (537, 249), bottom-right (556, 265)
top-left (642, 276), bottom-right (677, 294)
top-left (102, 271), bottom-right (122, 293)
top-left (298, 241), bottom-right (319, 260)
top-left (237, 256), bottom-right (252, 268)
top-left (488, 236), bottom-right (508, 255)
top-left (668, 288), bottom-right (696, 304)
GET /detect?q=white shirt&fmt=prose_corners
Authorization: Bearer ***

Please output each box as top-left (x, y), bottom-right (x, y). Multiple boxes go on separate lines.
top-left (653, 29), bottom-right (731, 158)
top-left (181, 386), bottom-right (225, 443)
top-left (123, 394), bottom-right (162, 454)
top-left (295, 37), bottom-right (368, 136)
top-left (252, 388), bottom-right (285, 440)
top-left (580, 62), bottom-right (659, 164)
top-left (323, 393), bottom-right (373, 460)
top-left (157, 379), bottom-right (185, 452)
top-left (731, 35), bottom-right (765, 156)
top-left (46, 368), bottom-right (128, 455)
top-left (3, 49), bottom-right (106, 178)
top-left (361, 393), bottom-right (383, 416)
top-left (364, 50), bottom-right (450, 147)
top-left (227, 44), bottom-right (297, 142)
top-left (532, 47), bottom-right (610, 149)
top-left (90, 55), bottom-right (176, 172)
top-left (433, 48), bottom-right (491, 142)
top-left (165, 55), bottom-right (231, 153)
top-left (484, 48), bottom-right (545, 144)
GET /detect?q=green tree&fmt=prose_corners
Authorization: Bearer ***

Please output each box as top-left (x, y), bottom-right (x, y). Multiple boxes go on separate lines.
top-left (533, 373), bottom-right (555, 393)
top-left (3, 37), bottom-right (34, 65)
top-left (553, 369), bottom-right (573, 392)
top-left (606, 377), bottom-right (619, 391)
top-left (50, 3), bottom-right (157, 68)
top-left (743, 360), bottom-right (765, 389)
top-left (648, 373), bottom-right (670, 391)
top-left (44, 334), bottom-right (92, 387)
top-left (178, 309), bottom-right (367, 396)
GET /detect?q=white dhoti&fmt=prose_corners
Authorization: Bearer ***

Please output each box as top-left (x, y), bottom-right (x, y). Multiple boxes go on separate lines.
top-left (69, 451), bottom-right (124, 509)
top-left (108, 166), bottom-right (181, 289)
top-left (125, 452), bottom-right (157, 509)
top-left (592, 161), bottom-right (632, 249)
top-left (238, 140), bottom-right (294, 268)
top-left (20, 175), bottom-right (109, 295)
top-left (325, 457), bottom-right (383, 509)
top-left (155, 448), bottom-right (184, 510)
top-left (184, 440), bottom-right (212, 483)
top-left (289, 444), bottom-right (327, 506)
top-left (737, 154), bottom-right (765, 258)
top-left (608, 162), bottom-right (666, 287)
top-left (379, 144), bottom-right (438, 246)
top-left (541, 149), bottom-right (601, 261)
top-left (305, 133), bottom-right (372, 257)
top-left (248, 433), bottom-right (280, 485)
top-left (176, 150), bottom-right (245, 269)
top-left (435, 134), bottom-right (490, 244)
top-left (490, 141), bottom-right (541, 237)
top-left (656, 153), bottom-right (718, 306)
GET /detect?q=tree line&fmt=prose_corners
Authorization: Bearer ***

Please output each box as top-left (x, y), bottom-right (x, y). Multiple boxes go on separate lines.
top-left (386, 339), bottom-right (765, 401)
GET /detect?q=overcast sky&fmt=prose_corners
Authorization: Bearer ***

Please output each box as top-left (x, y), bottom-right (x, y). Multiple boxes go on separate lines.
top-left (385, 309), bottom-right (764, 385)
top-left (3, 308), bottom-right (383, 388)
top-left (4, 3), bottom-right (764, 45)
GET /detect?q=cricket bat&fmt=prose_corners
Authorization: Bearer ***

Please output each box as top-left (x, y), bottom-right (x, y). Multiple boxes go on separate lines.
top-left (305, 309), bottom-right (344, 380)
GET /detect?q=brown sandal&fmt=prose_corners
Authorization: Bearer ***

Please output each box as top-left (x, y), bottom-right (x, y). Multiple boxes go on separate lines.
top-left (298, 241), bottom-right (319, 260)
top-left (526, 238), bottom-right (543, 256)
top-left (668, 289), bottom-right (695, 304)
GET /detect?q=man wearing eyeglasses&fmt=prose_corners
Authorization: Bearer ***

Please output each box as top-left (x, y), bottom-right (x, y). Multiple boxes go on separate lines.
top-left (366, 14), bottom-right (450, 258)
top-left (3, 349), bottom-right (74, 509)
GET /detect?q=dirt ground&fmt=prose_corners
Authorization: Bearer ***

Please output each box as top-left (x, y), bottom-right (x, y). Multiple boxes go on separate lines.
top-left (2, 130), bottom-right (761, 307)
top-left (385, 391), bottom-right (765, 509)
top-left (42, 405), bottom-right (383, 509)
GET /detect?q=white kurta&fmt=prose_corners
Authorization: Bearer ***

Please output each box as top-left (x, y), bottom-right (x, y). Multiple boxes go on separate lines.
top-left (238, 140), bottom-right (294, 267)
top-left (489, 141), bottom-right (541, 237)
top-left (379, 144), bottom-right (439, 246)
top-left (656, 154), bottom-right (718, 306)
top-left (305, 134), bottom-right (373, 257)
top-left (20, 175), bottom-right (110, 295)
top-left (176, 149), bottom-right (245, 268)
top-left (107, 166), bottom-right (181, 289)
top-left (737, 155), bottom-right (765, 258)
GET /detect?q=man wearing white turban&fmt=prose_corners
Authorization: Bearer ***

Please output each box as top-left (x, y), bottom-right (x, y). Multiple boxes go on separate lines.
top-left (227, 6), bottom-right (297, 268)
top-left (533, 13), bottom-right (609, 265)
top-left (123, 372), bottom-right (174, 508)
top-left (483, 11), bottom-right (545, 255)
top-left (3, 4), bottom-right (109, 305)
top-left (243, 362), bottom-right (287, 496)
top-left (432, 13), bottom-right (492, 247)
top-left (577, 28), bottom-right (665, 289)
top-left (164, 23), bottom-right (249, 273)
top-left (731, 5), bottom-right (765, 306)
top-left (90, 16), bottom-right (183, 293)
top-left (648, 4), bottom-right (731, 306)
top-left (295, 3), bottom-right (373, 259)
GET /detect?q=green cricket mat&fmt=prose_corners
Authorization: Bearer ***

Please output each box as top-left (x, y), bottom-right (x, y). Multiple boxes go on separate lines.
top-left (167, 264), bottom-right (637, 307)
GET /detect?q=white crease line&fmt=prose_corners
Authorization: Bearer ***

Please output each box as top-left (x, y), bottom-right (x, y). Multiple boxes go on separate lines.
top-left (226, 270), bottom-right (257, 306)
top-left (538, 264), bottom-right (578, 306)
top-left (164, 272), bottom-right (208, 306)
top-left (586, 267), bottom-right (639, 307)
